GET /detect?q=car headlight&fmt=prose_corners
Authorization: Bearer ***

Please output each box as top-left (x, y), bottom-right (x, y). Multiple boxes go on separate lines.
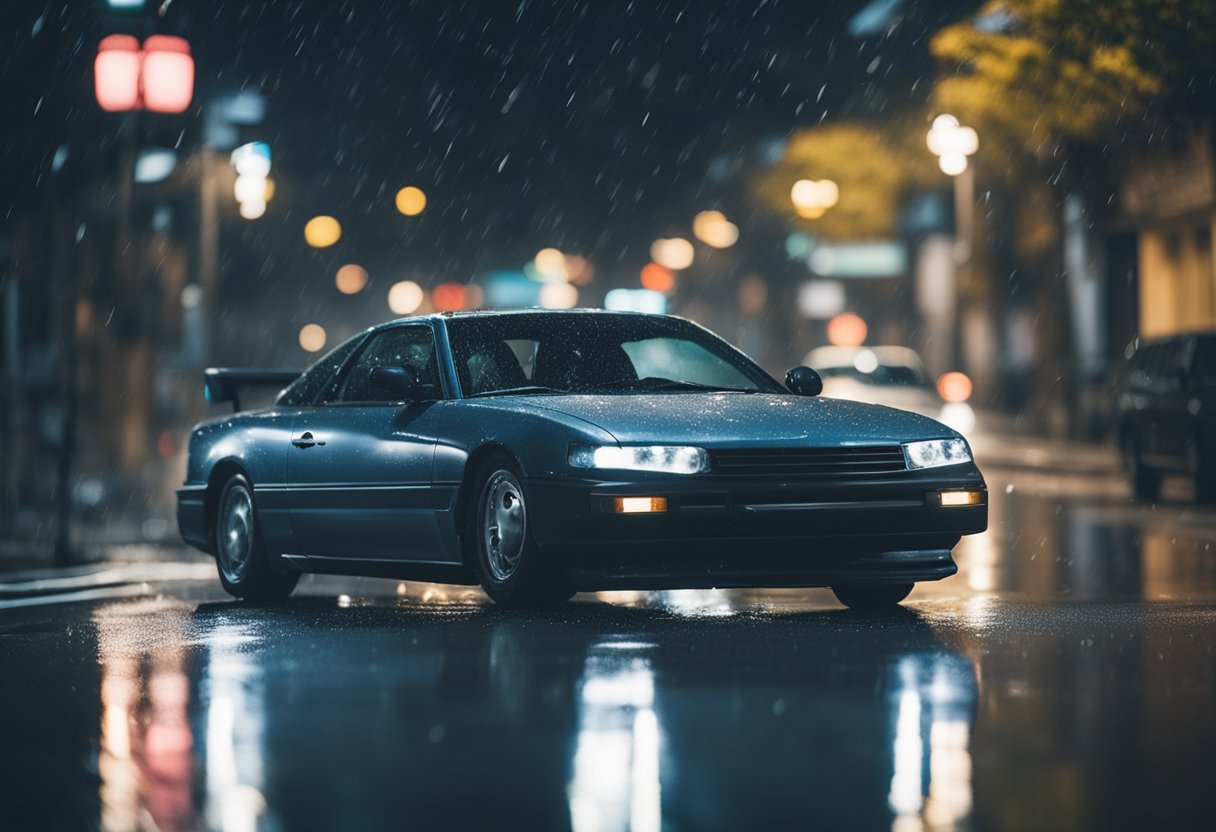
top-left (568, 444), bottom-right (709, 475)
top-left (902, 438), bottom-right (971, 470)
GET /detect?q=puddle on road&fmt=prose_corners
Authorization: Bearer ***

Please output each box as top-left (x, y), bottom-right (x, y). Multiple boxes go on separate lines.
top-left (945, 468), bottom-right (1216, 603)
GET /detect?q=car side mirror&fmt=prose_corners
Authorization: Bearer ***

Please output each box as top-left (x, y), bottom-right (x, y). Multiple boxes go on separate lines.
top-left (785, 366), bottom-right (823, 397)
top-left (370, 366), bottom-right (421, 400)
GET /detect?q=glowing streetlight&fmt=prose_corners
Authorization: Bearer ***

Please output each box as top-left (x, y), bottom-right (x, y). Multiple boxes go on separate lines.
top-left (540, 283), bottom-right (579, 309)
top-left (533, 248), bottom-right (570, 282)
top-left (826, 312), bottom-right (868, 347)
top-left (335, 264), bottom-right (368, 294)
top-left (304, 215), bottom-right (342, 248)
top-left (298, 324), bottom-right (327, 352)
top-left (790, 179), bottom-right (839, 219)
top-left (387, 281), bottom-right (424, 315)
top-left (926, 115), bottom-right (978, 175)
top-left (927, 114), bottom-right (979, 380)
top-left (692, 211), bottom-right (739, 248)
top-left (238, 201), bottom-right (266, 220)
top-left (395, 186), bottom-right (427, 216)
top-left (231, 142), bottom-right (272, 220)
top-left (650, 238), bottom-right (694, 271)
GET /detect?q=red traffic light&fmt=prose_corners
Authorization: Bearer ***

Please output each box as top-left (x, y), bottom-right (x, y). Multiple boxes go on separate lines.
top-left (94, 34), bottom-right (194, 114)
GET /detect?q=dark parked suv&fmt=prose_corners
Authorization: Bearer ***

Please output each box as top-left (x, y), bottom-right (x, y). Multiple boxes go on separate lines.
top-left (1116, 332), bottom-right (1216, 502)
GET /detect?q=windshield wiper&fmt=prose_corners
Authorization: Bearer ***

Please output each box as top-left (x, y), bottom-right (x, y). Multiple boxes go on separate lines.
top-left (583, 377), bottom-right (760, 394)
top-left (468, 385), bottom-right (563, 398)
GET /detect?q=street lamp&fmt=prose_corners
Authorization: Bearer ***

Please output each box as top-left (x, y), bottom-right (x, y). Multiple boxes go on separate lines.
top-left (231, 142), bottom-right (272, 220)
top-left (926, 115), bottom-right (978, 175)
top-left (790, 179), bottom-right (839, 219)
top-left (650, 238), bottom-right (694, 270)
top-left (926, 114), bottom-right (979, 378)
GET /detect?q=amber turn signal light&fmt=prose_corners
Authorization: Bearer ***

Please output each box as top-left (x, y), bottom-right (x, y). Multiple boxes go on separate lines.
top-left (938, 490), bottom-right (985, 507)
top-left (613, 496), bottom-right (668, 514)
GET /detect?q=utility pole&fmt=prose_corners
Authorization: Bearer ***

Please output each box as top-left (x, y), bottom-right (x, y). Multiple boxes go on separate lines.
top-left (52, 198), bottom-right (78, 566)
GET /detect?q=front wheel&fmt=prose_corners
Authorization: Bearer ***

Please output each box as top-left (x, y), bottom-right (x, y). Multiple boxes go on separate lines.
top-left (468, 454), bottom-right (574, 608)
top-left (832, 583), bottom-right (913, 609)
top-left (213, 473), bottom-right (298, 602)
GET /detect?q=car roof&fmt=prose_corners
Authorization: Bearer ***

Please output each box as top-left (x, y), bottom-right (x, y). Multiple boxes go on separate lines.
top-left (1136, 331), bottom-right (1216, 349)
top-left (366, 308), bottom-right (680, 334)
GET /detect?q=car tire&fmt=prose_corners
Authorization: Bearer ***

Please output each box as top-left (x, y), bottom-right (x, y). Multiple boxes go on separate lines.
top-left (1124, 434), bottom-right (1160, 502)
top-left (213, 473), bottom-right (299, 602)
top-left (832, 583), bottom-right (913, 609)
top-left (467, 453), bottom-right (574, 608)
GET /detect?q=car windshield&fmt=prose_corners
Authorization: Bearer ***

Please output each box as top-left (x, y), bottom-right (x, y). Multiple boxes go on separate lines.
top-left (819, 364), bottom-right (933, 389)
top-left (445, 314), bottom-right (783, 396)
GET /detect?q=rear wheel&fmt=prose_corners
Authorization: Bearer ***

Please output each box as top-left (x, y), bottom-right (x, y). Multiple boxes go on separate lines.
top-left (214, 474), bottom-right (298, 602)
top-left (468, 454), bottom-right (574, 608)
top-left (832, 583), bottom-right (913, 609)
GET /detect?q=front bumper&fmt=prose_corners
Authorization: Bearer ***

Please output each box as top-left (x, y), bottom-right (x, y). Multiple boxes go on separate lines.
top-left (525, 468), bottom-right (987, 590)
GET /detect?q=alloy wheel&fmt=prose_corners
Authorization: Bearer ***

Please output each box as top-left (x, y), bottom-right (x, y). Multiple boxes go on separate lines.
top-left (218, 484), bottom-right (254, 584)
top-left (483, 471), bottom-right (527, 581)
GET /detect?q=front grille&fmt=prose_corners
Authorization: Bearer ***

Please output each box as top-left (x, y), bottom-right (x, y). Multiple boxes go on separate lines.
top-left (709, 445), bottom-right (907, 477)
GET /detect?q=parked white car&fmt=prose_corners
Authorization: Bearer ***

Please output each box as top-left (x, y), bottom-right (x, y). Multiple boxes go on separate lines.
top-left (804, 346), bottom-right (975, 432)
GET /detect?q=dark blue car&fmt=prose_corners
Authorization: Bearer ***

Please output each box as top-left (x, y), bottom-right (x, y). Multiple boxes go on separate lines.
top-left (177, 310), bottom-right (987, 608)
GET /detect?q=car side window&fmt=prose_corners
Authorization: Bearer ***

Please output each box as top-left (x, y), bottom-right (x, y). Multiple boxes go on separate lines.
top-left (277, 335), bottom-right (365, 406)
top-left (330, 326), bottom-right (440, 403)
top-left (1159, 340), bottom-right (1189, 390)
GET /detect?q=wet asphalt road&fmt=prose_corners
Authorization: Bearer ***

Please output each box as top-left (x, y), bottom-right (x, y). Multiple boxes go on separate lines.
top-left (3, 457), bottom-right (1216, 831)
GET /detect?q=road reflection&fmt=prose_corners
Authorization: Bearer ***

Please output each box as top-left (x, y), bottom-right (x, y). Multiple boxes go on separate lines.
top-left (10, 462), bottom-right (1216, 831)
top-left (94, 600), bottom-right (195, 832)
top-left (948, 467), bottom-right (1216, 601)
top-left (73, 596), bottom-right (983, 830)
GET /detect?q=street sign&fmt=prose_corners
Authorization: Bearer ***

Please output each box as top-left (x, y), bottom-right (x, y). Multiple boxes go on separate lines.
top-left (809, 241), bottom-right (906, 278)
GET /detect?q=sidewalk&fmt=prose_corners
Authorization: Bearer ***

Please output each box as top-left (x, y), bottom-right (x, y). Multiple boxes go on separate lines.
top-left (0, 541), bottom-right (206, 577)
top-left (967, 409), bottom-right (1121, 476)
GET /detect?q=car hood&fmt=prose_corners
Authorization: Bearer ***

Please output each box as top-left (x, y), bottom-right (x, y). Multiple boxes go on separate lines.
top-left (519, 392), bottom-right (958, 447)
top-left (819, 382), bottom-right (945, 420)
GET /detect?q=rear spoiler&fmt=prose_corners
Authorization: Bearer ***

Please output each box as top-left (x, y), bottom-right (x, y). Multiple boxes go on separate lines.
top-left (204, 367), bottom-right (301, 411)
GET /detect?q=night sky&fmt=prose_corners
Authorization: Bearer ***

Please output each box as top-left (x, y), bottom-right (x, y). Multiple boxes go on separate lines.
top-left (2, 0), bottom-right (972, 331)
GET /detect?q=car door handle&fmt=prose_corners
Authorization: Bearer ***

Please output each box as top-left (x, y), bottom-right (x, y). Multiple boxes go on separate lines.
top-left (291, 431), bottom-right (326, 448)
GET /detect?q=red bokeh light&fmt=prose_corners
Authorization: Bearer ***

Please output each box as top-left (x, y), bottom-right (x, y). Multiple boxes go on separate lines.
top-left (94, 35), bottom-right (142, 112)
top-left (640, 262), bottom-right (676, 294)
top-left (141, 36), bottom-right (194, 114)
top-left (431, 283), bottom-right (467, 311)
top-left (94, 34), bottom-right (194, 114)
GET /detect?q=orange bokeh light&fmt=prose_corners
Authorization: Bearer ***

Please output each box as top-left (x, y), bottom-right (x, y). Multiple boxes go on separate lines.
top-left (335, 264), bottom-right (368, 294)
top-left (826, 313), bottom-right (867, 347)
top-left (640, 262), bottom-right (676, 294)
top-left (431, 282), bottom-right (467, 311)
top-left (937, 371), bottom-right (973, 403)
